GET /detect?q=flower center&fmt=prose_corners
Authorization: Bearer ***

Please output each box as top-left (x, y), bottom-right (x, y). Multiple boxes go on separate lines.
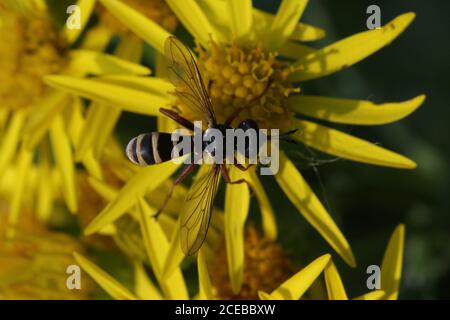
top-left (0, 11), bottom-right (68, 110)
top-left (97, 0), bottom-right (177, 34)
top-left (192, 41), bottom-right (299, 129)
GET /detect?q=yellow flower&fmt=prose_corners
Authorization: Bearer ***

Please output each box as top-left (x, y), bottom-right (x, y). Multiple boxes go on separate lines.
top-left (73, 202), bottom-right (328, 300)
top-left (210, 224), bottom-right (295, 299)
top-left (0, 0), bottom-right (150, 235)
top-left (0, 205), bottom-right (94, 299)
top-left (44, 0), bottom-right (424, 293)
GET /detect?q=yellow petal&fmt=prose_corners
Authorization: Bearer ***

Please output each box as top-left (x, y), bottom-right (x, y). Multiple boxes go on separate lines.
top-left (73, 252), bottom-right (138, 300)
top-left (290, 13), bottom-right (416, 82)
top-left (278, 41), bottom-right (315, 60)
top-left (292, 119), bottom-right (417, 169)
top-left (354, 290), bottom-right (386, 300)
top-left (227, 0), bottom-right (252, 40)
top-left (276, 153), bottom-right (356, 267)
top-left (166, 0), bottom-right (217, 45)
top-left (253, 9), bottom-right (325, 42)
top-left (268, 254), bottom-right (331, 300)
top-left (196, 0), bottom-right (231, 43)
top-left (161, 218), bottom-right (185, 280)
top-left (0, 109), bottom-right (27, 176)
top-left (22, 91), bottom-right (70, 150)
top-left (324, 261), bottom-right (348, 300)
top-left (85, 161), bottom-right (181, 235)
top-left (381, 224), bottom-right (405, 300)
top-left (197, 249), bottom-right (214, 300)
top-left (94, 75), bottom-right (174, 99)
top-left (80, 25), bottom-right (113, 51)
top-left (224, 167), bottom-right (250, 294)
top-left (50, 115), bottom-right (78, 213)
top-left (8, 146), bottom-right (33, 235)
top-left (67, 50), bottom-right (150, 76)
top-left (289, 23), bottom-right (326, 42)
top-left (248, 168), bottom-right (277, 240)
top-left (45, 75), bottom-right (172, 116)
top-left (137, 198), bottom-right (189, 299)
top-left (266, 0), bottom-right (309, 51)
top-left (99, 0), bottom-right (171, 54)
top-left (36, 143), bottom-right (54, 222)
top-left (115, 34), bottom-right (143, 63)
top-left (63, 0), bottom-right (96, 44)
top-left (288, 95), bottom-right (426, 125)
top-left (133, 261), bottom-right (163, 300)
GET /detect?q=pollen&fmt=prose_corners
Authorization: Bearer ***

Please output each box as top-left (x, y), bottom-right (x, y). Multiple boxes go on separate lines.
top-left (97, 0), bottom-right (177, 34)
top-left (193, 41), bottom-right (299, 129)
top-left (0, 11), bottom-right (68, 110)
top-left (209, 224), bottom-right (295, 299)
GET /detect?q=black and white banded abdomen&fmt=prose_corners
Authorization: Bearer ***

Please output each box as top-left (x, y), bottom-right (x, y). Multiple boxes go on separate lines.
top-left (126, 132), bottom-right (191, 166)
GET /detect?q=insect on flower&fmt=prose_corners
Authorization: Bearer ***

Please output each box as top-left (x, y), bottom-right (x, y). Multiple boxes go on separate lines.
top-left (126, 37), bottom-right (296, 256)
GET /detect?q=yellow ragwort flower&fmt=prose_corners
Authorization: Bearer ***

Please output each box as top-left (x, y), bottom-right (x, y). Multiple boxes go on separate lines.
top-left (0, 0), bottom-right (151, 236)
top-left (44, 0), bottom-right (424, 294)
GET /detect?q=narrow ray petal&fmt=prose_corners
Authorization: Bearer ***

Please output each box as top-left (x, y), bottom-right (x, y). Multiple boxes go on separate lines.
top-left (227, 0), bottom-right (252, 40)
top-left (290, 13), bottom-right (416, 81)
top-left (324, 261), bottom-right (348, 300)
top-left (85, 161), bottom-right (181, 235)
top-left (98, 0), bottom-right (171, 53)
top-left (381, 224), bottom-right (405, 300)
top-left (266, 0), bottom-right (309, 51)
top-left (8, 147), bottom-right (33, 236)
top-left (73, 252), bottom-right (138, 300)
top-left (166, 0), bottom-right (217, 45)
top-left (23, 91), bottom-right (70, 150)
top-left (276, 153), bottom-right (356, 267)
top-left (63, 0), bottom-right (96, 44)
top-left (137, 198), bottom-right (189, 299)
top-left (292, 119), bottom-right (417, 169)
top-left (263, 254), bottom-right (331, 300)
top-left (248, 169), bottom-right (277, 240)
top-left (197, 249), bottom-right (214, 300)
top-left (45, 75), bottom-right (172, 116)
top-left (354, 290), bottom-right (386, 300)
top-left (0, 109), bottom-right (27, 175)
top-left (225, 167), bottom-right (250, 294)
top-left (67, 50), bottom-right (150, 76)
top-left (133, 261), bottom-right (163, 300)
top-left (288, 95), bottom-right (426, 125)
top-left (50, 115), bottom-right (77, 213)
top-left (253, 9), bottom-right (325, 42)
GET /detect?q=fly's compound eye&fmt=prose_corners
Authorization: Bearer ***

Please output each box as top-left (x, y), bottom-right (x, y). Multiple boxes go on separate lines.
top-left (238, 119), bottom-right (259, 132)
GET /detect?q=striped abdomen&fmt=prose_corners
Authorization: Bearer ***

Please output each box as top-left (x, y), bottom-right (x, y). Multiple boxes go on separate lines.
top-left (126, 132), bottom-right (191, 165)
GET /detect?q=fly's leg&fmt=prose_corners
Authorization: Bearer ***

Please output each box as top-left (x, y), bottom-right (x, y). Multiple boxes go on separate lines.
top-left (154, 163), bottom-right (196, 218)
top-left (159, 108), bottom-right (195, 131)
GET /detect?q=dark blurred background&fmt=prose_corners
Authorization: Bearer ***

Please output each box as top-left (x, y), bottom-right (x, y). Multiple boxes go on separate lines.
top-left (252, 0), bottom-right (449, 299)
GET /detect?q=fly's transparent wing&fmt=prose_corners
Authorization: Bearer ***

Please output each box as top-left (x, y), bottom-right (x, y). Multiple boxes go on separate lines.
top-left (180, 165), bottom-right (221, 255)
top-left (164, 36), bottom-right (216, 126)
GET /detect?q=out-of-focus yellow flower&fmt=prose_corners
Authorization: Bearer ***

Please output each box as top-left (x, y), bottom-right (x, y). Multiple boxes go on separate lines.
top-left (45, 0), bottom-right (424, 294)
top-left (0, 205), bottom-right (94, 299)
top-left (0, 0), bottom-right (150, 236)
